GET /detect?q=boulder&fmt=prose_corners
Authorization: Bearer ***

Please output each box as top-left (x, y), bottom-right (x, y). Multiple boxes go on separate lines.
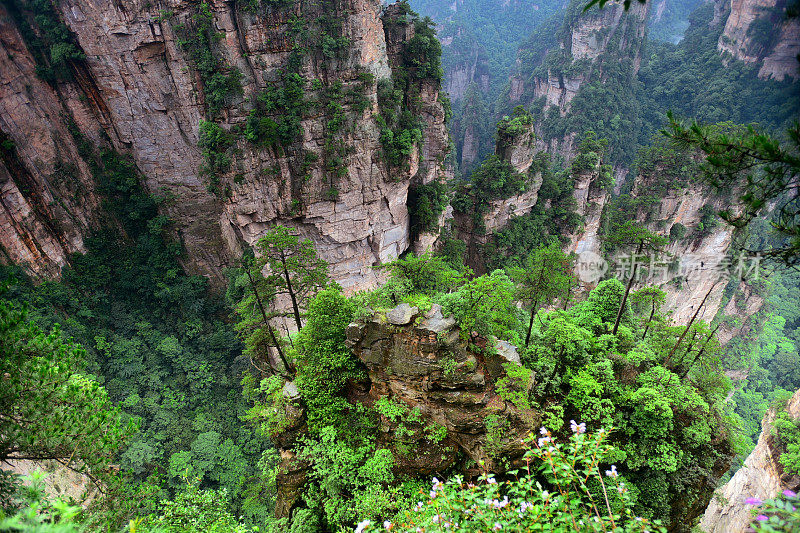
top-left (386, 303), bottom-right (418, 325)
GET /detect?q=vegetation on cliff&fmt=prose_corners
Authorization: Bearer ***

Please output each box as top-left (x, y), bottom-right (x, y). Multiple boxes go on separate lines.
top-left (228, 237), bottom-right (736, 531)
top-left (1, 0), bottom-right (798, 531)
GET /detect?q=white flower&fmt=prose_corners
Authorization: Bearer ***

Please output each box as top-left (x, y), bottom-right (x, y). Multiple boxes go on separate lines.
top-left (617, 482), bottom-right (626, 494)
top-left (570, 419), bottom-right (586, 434)
top-left (493, 522), bottom-right (503, 531)
top-left (539, 426), bottom-right (548, 435)
top-left (605, 465), bottom-right (618, 478)
top-left (414, 501), bottom-right (424, 512)
top-left (384, 520), bottom-right (393, 530)
top-left (487, 476), bottom-right (497, 485)
top-left (491, 496), bottom-right (510, 509)
top-left (429, 490), bottom-right (437, 499)
top-left (537, 436), bottom-right (551, 447)
top-left (355, 520), bottom-right (371, 533)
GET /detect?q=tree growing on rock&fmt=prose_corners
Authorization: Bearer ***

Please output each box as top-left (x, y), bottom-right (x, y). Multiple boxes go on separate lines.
top-left (255, 225), bottom-right (329, 331)
top-left (630, 286), bottom-right (667, 340)
top-left (233, 225), bottom-right (329, 377)
top-left (603, 220), bottom-right (668, 335)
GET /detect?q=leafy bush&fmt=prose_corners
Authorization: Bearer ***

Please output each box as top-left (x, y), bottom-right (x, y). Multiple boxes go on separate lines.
top-left (440, 269), bottom-right (519, 342)
top-left (773, 407), bottom-right (800, 476)
top-left (198, 120), bottom-right (234, 192)
top-left (294, 285), bottom-right (362, 433)
top-left (407, 181), bottom-right (449, 236)
top-left (496, 105), bottom-right (533, 146)
top-left (244, 73), bottom-right (307, 148)
top-left (749, 490), bottom-right (800, 532)
top-left (5, 0), bottom-right (85, 83)
top-left (669, 222), bottom-right (687, 242)
top-left (404, 16), bottom-right (444, 82)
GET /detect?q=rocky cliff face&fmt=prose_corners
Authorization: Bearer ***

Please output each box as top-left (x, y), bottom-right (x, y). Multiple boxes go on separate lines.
top-left (0, 10), bottom-right (102, 278)
top-left (717, 0), bottom-right (800, 81)
top-left (274, 302), bottom-right (539, 515)
top-left (442, 40), bottom-right (490, 101)
top-left (511, 0), bottom-right (650, 159)
top-left (701, 388), bottom-right (800, 533)
top-left (0, 0), bottom-right (450, 291)
top-left (570, 154), bottom-right (744, 324)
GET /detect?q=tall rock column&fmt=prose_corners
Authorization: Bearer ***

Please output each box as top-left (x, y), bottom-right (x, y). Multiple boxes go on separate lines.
top-left (0, 0), bottom-right (450, 291)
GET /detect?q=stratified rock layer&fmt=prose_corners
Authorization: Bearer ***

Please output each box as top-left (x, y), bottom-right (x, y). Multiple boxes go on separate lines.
top-left (0, 0), bottom-right (449, 291)
top-left (345, 304), bottom-right (538, 472)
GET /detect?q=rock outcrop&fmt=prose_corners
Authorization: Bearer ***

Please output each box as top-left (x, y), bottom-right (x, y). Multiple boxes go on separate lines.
top-left (452, 116), bottom-right (542, 274)
top-left (717, 0), bottom-right (800, 81)
top-left (701, 388), bottom-right (800, 533)
top-left (347, 304), bottom-right (538, 470)
top-left (274, 303), bottom-right (539, 515)
top-left (0, 0), bottom-right (450, 291)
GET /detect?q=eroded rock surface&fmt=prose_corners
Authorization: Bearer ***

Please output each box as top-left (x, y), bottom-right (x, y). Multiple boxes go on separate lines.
top-left (701, 388), bottom-right (800, 533)
top-left (0, 0), bottom-right (449, 291)
top-left (346, 305), bottom-right (538, 471)
top-left (274, 303), bottom-right (539, 515)
top-left (717, 0), bottom-right (800, 81)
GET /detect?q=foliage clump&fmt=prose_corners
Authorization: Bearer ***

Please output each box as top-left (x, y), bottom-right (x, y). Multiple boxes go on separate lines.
top-left (407, 181), bottom-right (449, 237)
top-left (174, 2), bottom-right (243, 115)
top-left (359, 427), bottom-right (665, 533)
top-left (5, 0), bottom-right (85, 83)
top-left (244, 73), bottom-right (307, 149)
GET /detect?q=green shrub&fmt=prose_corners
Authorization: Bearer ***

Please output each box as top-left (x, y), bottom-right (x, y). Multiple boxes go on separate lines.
top-left (669, 222), bottom-right (687, 242)
top-left (175, 2), bottom-right (243, 115)
top-left (407, 181), bottom-right (449, 236)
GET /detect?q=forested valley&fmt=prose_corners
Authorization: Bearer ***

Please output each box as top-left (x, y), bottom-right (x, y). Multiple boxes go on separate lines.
top-left (0, 0), bottom-right (799, 531)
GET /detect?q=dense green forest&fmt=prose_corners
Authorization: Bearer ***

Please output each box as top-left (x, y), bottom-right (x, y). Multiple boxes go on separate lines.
top-left (2, 0), bottom-right (800, 531)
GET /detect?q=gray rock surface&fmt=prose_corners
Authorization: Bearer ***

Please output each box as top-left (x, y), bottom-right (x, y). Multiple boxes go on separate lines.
top-left (419, 304), bottom-right (456, 333)
top-left (282, 381), bottom-right (300, 401)
top-left (494, 339), bottom-right (521, 365)
top-left (386, 303), bottom-right (418, 325)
